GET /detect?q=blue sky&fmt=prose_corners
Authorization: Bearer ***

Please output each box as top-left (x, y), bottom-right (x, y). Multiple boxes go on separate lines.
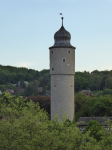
top-left (0, 0), bottom-right (112, 72)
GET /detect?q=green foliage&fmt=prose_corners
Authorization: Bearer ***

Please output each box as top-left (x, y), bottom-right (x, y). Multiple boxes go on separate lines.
top-left (1, 64), bottom-right (112, 96)
top-left (82, 120), bottom-right (104, 142)
top-left (20, 80), bottom-right (26, 88)
top-left (75, 72), bottom-right (90, 92)
top-left (102, 89), bottom-right (112, 95)
top-left (0, 84), bottom-right (11, 92)
top-left (0, 65), bottom-right (51, 96)
top-left (46, 81), bottom-right (50, 90)
top-left (88, 95), bottom-right (112, 117)
top-left (82, 118), bottom-right (112, 149)
top-left (75, 92), bottom-right (91, 122)
top-left (75, 92), bottom-right (112, 121)
top-left (23, 80), bottom-right (39, 97)
top-left (90, 74), bottom-right (102, 91)
top-left (40, 69), bottom-right (49, 77)
top-left (97, 89), bottom-right (112, 97)
top-left (0, 65), bottom-right (40, 84)
top-left (91, 70), bottom-right (101, 75)
top-left (75, 69), bottom-right (112, 92)
top-left (1, 93), bottom-right (112, 149)
top-left (0, 92), bottom-right (101, 149)
top-left (91, 91), bottom-right (98, 96)
top-left (0, 92), bottom-right (26, 108)
top-left (23, 85), bottom-right (35, 97)
top-left (100, 75), bottom-right (109, 90)
top-left (105, 77), bottom-right (112, 89)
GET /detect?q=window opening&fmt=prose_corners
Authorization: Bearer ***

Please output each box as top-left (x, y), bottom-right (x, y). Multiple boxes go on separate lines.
top-left (54, 85), bottom-right (56, 87)
top-left (68, 51), bottom-right (70, 53)
top-left (52, 51), bottom-right (53, 54)
top-left (63, 59), bottom-right (65, 62)
top-left (52, 68), bottom-right (54, 71)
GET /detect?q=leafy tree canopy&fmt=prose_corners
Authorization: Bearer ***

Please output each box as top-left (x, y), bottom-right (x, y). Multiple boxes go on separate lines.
top-left (0, 92), bottom-right (103, 150)
top-left (88, 95), bottom-right (112, 117)
top-left (82, 119), bottom-right (105, 142)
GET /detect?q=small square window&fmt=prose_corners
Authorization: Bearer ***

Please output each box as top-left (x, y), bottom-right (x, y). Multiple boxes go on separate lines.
top-left (52, 51), bottom-right (53, 54)
top-left (68, 51), bottom-right (70, 53)
top-left (52, 68), bottom-right (54, 71)
top-left (63, 59), bottom-right (65, 62)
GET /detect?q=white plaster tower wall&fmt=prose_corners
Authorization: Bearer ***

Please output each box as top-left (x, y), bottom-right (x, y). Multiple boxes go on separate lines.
top-left (50, 47), bottom-right (75, 74)
top-left (49, 17), bottom-right (76, 122)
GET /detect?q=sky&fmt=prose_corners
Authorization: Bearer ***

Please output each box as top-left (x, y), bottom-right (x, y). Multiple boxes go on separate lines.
top-left (0, 0), bottom-right (112, 73)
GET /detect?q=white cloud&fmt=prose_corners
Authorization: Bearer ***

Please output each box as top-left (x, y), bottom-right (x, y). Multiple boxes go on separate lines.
top-left (15, 62), bottom-right (36, 69)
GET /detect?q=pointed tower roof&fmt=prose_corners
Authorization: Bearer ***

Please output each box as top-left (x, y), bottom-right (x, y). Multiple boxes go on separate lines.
top-left (49, 17), bottom-right (75, 49)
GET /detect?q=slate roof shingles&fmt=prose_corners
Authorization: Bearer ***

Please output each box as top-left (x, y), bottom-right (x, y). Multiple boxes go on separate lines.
top-left (77, 117), bottom-right (112, 126)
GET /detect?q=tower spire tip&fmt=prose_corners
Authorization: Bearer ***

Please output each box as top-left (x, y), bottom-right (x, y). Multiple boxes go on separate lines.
top-left (61, 17), bottom-right (64, 26)
top-left (59, 13), bottom-right (64, 27)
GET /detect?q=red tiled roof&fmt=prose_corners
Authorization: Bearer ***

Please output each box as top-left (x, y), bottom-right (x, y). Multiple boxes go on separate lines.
top-left (6, 89), bottom-right (14, 93)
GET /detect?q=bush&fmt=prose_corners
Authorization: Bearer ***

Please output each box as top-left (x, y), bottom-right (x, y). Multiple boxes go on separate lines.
top-left (82, 120), bottom-right (104, 142)
top-left (88, 95), bottom-right (112, 117)
top-left (97, 89), bottom-right (112, 97)
top-left (1, 92), bottom-right (112, 149)
top-left (0, 92), bottom-right (100, 149)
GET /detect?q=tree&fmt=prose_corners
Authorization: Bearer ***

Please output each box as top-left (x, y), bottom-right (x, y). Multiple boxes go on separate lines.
top-left (88, 95), bottom-right (112, 117)
top-left (23, 84), bottom-right (34, 97)
top-left (98, 118), bottom-right (112, 149)
top-left (75, 92), bottom-right (91, 121)
top-left (0, 92), bottom-right (105, 150)
top-left (82, 120), bottom-right (104, 142)
top-left (105, 77), bottom-right (112, 89)
top-left (91, 70), bottom-right (101, 75)
top-left (39, 76), bottom-right (49, 95)
top-left (28, 95), bottom-right (50, 115)
top-left (40, 69), bottom-right (49, 77)
top-left (20, 80), bottom-right (26, 88)
top-left (75, 73), bottom-right (90, 92)
top-left (46, 81), bottom-right (50, 91)
top-left (97, 89), bottom-right (112, 97)
top-left (23, 80), bottom-right (39, 97)
top-left (90, 74), bottom-right (102, 91)
top-left (100, 75), bottom-right (109, 90)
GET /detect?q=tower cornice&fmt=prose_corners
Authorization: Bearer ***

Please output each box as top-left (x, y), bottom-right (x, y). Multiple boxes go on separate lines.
top-left (49, 46), bottom-right (76, 49)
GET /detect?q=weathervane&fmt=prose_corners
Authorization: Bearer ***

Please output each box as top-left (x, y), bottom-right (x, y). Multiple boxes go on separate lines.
top-left (59, 13), bottom-right (64, 26)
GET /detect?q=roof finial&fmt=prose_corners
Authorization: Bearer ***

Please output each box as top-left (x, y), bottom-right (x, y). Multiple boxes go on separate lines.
top-left (61, 17), bottom-right (64, 26)
top-left (59, 13), bottom-right (64, 26)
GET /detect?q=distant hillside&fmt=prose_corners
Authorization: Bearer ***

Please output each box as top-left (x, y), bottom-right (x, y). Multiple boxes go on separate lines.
top-left (75, 70), bottom-right (112, 92)
top-left (0, 64), bottom-right (112, 94)
top-left (0, 64), bottom-right (49, 84)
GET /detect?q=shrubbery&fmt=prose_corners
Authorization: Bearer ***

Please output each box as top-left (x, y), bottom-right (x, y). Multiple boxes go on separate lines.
top-left (1, 92), bottom-right (112, 149)
top-left (97, 89), bottom-right (112, 97)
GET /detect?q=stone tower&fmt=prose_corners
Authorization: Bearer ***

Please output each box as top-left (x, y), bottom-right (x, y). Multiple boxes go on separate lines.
top-left (49, 17), bottom-right (76, 122)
